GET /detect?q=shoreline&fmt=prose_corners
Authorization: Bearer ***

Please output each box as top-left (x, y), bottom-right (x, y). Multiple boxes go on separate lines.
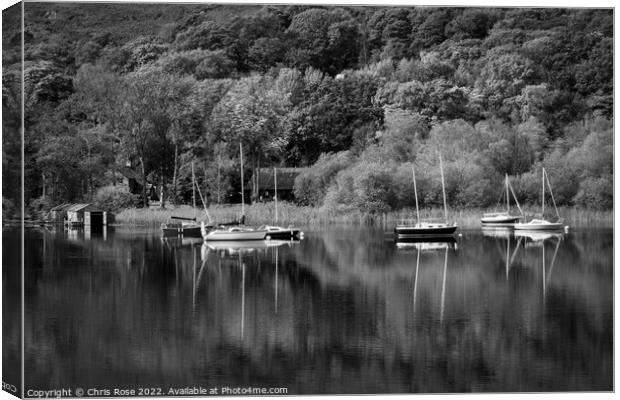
top-left (111, 203), bottom-right (613, 230)
top-left (8, 204), bottom-right (612, 230)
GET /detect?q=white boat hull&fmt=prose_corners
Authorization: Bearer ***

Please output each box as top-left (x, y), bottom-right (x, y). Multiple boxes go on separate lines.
top-left (205, 240), bottom-right (291, 250)
top-left (481, 227), bottom-right (513, 238)
top-left (396, 241), bottom-right (457, 251)
top-left (204, 229), bottom-right (267, 241)
top-left (514, 220), bottom-right (563, 231)
top-left (480, 214), bottom-right (521, 225)
top-left (514, 231), bottom-right (563, 242)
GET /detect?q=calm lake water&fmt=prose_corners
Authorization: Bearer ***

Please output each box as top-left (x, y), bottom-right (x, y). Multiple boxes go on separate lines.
top-left (8, 225), bottom-right (613, 394)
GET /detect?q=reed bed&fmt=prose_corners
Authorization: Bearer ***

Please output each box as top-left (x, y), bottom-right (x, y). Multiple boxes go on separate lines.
top-left (114, 206), bottom-right (197, 227)
top-left (556, 207), bottom-right (613, 228)
top-left (114, 202), bottom-right (612, 229)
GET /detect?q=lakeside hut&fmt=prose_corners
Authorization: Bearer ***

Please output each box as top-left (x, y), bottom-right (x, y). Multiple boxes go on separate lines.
top-left (84, 209), bottom-right (114, 228)
top-left (48, 203), bottom-right (73, 223)
top-left (66, 203), bottom-right (98, 227)
top-left (49, 203), bottom-right (113, 229)
top-left (115, 165), bottom-right (158, 203)
top-left (248, 167), bottom-right (307, 202)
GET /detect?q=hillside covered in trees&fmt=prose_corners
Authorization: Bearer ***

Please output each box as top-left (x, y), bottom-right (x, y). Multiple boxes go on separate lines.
top-left (2, 3), bottom-right (613, 217)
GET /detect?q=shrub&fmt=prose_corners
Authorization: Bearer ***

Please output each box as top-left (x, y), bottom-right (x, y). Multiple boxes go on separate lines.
top-left (293, 151), bottom-right (355, 206)
top-left (573, 175), bottom-right (613, 210)
top-left (322, 171), bottom-right (357, 214)
top-left (2, 197), bottom-right (16, 220)
top-left (93, 185), bottom-right (139, 212)
top-left (512, 169), bottom-right (542, 207)
top-left (446, 158), bottom-right (495, 208)
top-left (393, 163), bottom-right (418, 209)
top-left (323, 162), bottom-right (396, 214)
top-left (356, 164), bottom-right (397, 213)
top-left (28, 196), bottom-right (54, 220)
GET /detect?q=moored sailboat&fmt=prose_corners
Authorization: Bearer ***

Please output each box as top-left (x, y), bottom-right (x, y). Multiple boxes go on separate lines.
top-left (514, 168), bottom-right (565, 231)
top-left (161, 216), bottom-right (203, 237)
top-left (162, 162), bottom-right (213, 237)
top-left (394, 154), bottom-right (458, 240)
top-left (201, 223), bottom-right (268, 241)
top-left (481, 174), bottom-right (524, 226)
top-left (201, 143), bottom-right (260, 241)
top-left (262, 167), bottom-right (303, 240)
top-left (201, 144), bottom-right (303, 242)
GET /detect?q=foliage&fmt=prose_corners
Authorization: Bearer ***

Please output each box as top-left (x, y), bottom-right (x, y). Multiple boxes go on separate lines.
top-left (93, 185), bottom-right (140, 212)
top-left (323, 161), bottom-right (397, 214)
top-left (156, 49), bottom-right (236, 79)
top-left (574, 175), bottom-right (613, 210)
top-left (28, 196), bottom-right (54, 220)
top-left (5, 4), bottom-right (613, 214)
top-left (2, 198), bottom-right (17, 220)
top-left (283, 71), bottom-right (382, 165)
top-left (211, 74), bottom-right (292, 169)
top-left (293, 151), bottom-right (355, 206)
top-left (284, 8), bottom-right (359, 75)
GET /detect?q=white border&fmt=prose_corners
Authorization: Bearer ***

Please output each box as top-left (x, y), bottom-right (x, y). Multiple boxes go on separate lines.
top-left (0, 2), bottom-right (616, 400)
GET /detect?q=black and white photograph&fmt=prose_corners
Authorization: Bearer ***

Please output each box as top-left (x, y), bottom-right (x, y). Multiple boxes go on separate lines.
top-left (1, 0), bottom-right (615, 397)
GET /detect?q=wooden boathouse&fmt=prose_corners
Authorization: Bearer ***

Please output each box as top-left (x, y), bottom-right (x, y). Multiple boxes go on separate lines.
top-left (60, 203), bottom-right (113, 228)
top-left (48, 203), bottom-right (73, 223)
top-left (66, 204), bottom-right (97, 227)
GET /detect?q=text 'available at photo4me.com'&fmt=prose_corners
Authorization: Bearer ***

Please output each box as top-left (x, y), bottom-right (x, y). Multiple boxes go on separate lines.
top-left (24, 386), bottom-right (289, 398)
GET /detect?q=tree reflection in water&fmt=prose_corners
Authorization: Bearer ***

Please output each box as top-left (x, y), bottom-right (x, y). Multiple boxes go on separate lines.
top-left (21, 226), bottom-right (612, 393)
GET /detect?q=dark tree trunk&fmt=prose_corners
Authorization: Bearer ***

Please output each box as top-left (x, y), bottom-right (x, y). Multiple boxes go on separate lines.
top-left (139, 157), bottom-right (147, 207)
top-left (172, 143), bottom-right (178, 205)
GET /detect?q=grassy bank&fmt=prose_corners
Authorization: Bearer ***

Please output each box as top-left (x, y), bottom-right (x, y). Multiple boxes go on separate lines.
top-left (114, 202), bottom-right (612, 229)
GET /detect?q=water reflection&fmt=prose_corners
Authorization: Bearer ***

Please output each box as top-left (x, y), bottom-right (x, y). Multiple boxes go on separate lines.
top-left (20, 226), bottom-right (612, 393)
top-left (395, 238), bottom-right (457, 251)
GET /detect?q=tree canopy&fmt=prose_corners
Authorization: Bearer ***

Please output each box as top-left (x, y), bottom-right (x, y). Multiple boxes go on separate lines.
top-left (2, 3), bottom-right (613, 216)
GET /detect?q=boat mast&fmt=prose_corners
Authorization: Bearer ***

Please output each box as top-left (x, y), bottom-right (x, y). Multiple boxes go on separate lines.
top-left (505, 174), bottom-right (509, 213)
top-left (192, 164), bottom-right (212, 223)
top-left (541, 167), bottom-right (545, 217)
top-left (544, 168), bottom-right (560, 219)
top-left (439, 154), bottom-right (448, 224)
top-left (411, 164), bottom-right (420, 225)
top-left (274, 167), bottom-right (278, 224)
top-left (240, 142), bottom-right (245, 217)
top-left (508, 180), bottom-right (525, 217)
top-left (192, 162), bottom-right (196, 219)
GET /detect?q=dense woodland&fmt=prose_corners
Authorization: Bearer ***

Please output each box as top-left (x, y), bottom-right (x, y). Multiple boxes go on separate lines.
top-left (2, 4), bottom-right (613, 218)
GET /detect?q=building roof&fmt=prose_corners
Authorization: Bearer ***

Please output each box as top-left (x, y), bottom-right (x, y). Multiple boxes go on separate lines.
top-left (250, 168), bottom-right (307, 191)
top-left (116, 165), bottom-right (149, 186)
top-left (50, 203), bottom-right (73, 211)
top-left (66, 203), bottom-right (96, 212)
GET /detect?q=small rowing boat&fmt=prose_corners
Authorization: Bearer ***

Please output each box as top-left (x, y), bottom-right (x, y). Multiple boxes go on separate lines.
top-left (263, 225), bottom-right (303, 240)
